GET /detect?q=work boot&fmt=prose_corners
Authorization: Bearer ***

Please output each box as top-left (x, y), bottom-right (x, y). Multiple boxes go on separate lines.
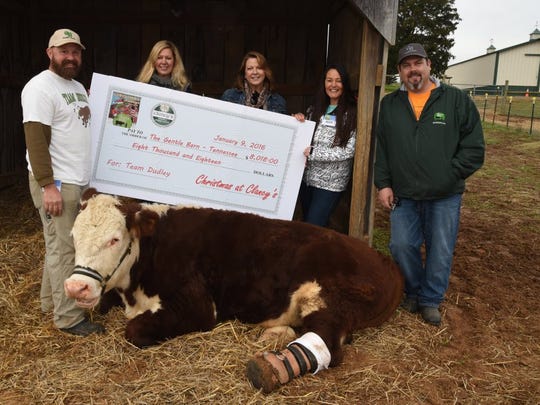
top-left (419, 306), bottom-right (441, 326)
top-left (61, 318), bottom-right (105, 336)
top-left (400, 296), bottom-right (418, 313)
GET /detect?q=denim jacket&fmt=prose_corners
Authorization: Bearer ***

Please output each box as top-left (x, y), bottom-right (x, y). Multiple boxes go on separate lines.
top-left (221, 88), bottom-right (287, 114)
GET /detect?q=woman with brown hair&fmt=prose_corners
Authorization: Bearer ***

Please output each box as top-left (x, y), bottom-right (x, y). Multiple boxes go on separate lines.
top-left (221, 51), bottom-right (286, 114)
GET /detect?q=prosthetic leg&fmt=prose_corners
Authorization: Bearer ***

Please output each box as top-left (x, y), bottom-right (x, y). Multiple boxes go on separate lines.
top-left (246, 332), bottom-right (331, 393)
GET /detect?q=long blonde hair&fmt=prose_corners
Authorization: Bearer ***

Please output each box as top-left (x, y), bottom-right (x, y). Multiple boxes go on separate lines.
top-left (136, 40), bottom-right (190, 90)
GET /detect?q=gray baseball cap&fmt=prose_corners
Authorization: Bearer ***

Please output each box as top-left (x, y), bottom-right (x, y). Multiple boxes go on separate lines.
top-left (397, 43), bottom-right (427, 64)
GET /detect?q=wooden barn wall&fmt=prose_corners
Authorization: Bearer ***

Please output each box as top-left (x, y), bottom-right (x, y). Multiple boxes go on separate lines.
top-left (0, 0), bottom-right (332, 179)
top-left (0, 3), bottom-right (26, 184)
top-left (326, 4), bottom-right (385, 241)
top-left (327, 4), bottom-right (363, 89)
top-left (324, 4), bottom-right (365, 234)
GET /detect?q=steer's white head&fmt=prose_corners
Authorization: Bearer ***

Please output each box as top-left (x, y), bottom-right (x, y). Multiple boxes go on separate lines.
top-left (65, 189), bottom-right (143, 309)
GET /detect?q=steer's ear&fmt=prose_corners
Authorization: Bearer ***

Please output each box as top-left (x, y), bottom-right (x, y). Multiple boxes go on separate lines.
top-left (126, 206), bottom-right (159, 238)
top-left (80, 188), bottom-right (99, 210)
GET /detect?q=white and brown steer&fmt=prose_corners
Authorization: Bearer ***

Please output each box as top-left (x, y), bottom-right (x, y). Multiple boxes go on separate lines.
top-left (65, 188), bottom-right (403, 393)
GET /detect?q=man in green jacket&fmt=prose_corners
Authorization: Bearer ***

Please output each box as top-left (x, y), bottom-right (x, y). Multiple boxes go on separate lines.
top-left (374, 43), bottom-right (485, 326)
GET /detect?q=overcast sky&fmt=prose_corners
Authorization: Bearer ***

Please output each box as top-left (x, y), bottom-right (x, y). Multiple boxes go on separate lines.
top-left (449, 0), bottom-right (539, 64)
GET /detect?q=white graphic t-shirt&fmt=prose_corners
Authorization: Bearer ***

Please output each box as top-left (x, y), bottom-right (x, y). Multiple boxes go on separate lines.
top-left (22, 70), bottom-right (91, 185)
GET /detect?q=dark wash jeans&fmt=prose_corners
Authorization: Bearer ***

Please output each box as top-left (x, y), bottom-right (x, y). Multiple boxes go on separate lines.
top-left (389, 194), bottom-right (462, 307)
top-left (299, 181), bottom-right (342, 227)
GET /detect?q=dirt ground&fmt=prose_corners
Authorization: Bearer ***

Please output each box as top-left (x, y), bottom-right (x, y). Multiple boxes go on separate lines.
top-left (0, 126), bottom-right (538, 404)
top-left (367, 127), bottom-right (540, 403)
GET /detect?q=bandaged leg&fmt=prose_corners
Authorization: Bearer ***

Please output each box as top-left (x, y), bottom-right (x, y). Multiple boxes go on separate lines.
top-left (246, 332), bottom-right (331, 393)
top-left (288, 332), bottom-right (331, 373)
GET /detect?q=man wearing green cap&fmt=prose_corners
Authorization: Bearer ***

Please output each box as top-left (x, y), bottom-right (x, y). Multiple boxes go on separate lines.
top-left (21, 28), bottom-right (104, 336)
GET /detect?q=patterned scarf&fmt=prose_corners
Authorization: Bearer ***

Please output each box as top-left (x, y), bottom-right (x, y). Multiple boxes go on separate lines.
top-left (243, 80), bottom-right (269, 109)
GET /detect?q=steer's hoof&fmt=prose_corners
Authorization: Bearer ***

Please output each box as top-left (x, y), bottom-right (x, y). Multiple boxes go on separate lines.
top-left (246, 351), bottom-right (290, 393)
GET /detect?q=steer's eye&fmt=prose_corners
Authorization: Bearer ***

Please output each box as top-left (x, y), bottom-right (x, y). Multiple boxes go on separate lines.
top-left (109, 238), bottom-right (120, 247)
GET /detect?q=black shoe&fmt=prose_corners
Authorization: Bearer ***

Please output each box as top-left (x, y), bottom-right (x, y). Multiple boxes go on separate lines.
top-left (61, 319), bottom-right (105, 336)
top-left (419, 306), bottom-right (441, 326)
top-left (400, 297), bottom-right (418, 313)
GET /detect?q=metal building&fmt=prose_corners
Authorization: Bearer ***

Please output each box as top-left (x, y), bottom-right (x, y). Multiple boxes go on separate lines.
top-left (444, 28), bottom-right (540, 94)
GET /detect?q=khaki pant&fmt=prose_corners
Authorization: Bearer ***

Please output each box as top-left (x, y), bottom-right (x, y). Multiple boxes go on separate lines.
top-left (29, 173), bottom-right (86, 329)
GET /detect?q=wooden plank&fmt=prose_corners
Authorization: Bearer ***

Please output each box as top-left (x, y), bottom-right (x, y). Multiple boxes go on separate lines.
top-left (204, 27), bottom-right (226, 82)
top-left (222, 25), bottom-right (245, 92)
top-left (1, 15), bottom-right (31, 88)
top-left (265, 25), bottom-right (287, 84)
top-left (0, 88), bottom-right (26, 173)
top-left (161, 24), bottom-right (186, 52)
top-left (244, 24), bottom-right (267, 55)
top-left (0, 0), bottom-right (25, 12)
top-left (184, 25), bottom-right (205, 82)
top-left (140, 24), bottom-right (161, 67)
top-left (348, 19), bottom-right (385, 243)
top-left (285, 95), bottom-right (304, 116)
top-left (140, 0), bottom-right (161, 13)
top-left (285, 25), bottom-right (308, 84)
top-left (93, 26), bottom-right (118, 76)
top-left (324, 5), bottom-right (364, 233)
top-left (0, 172), bottom-right (26, 190)
top-left (116, 24), bottom-right (141, 80)
top-left (327, 5), bottom-right (362, 88)
top-left (27, 6), bottom-right (47, 76)
top-left (303, 23), bottom-right (326, 92)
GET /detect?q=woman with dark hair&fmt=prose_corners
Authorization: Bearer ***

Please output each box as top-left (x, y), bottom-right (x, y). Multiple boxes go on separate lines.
top-left (221, 51), bottom-right (287, 114)
top-left (293, 64), bottom-right (357, 227)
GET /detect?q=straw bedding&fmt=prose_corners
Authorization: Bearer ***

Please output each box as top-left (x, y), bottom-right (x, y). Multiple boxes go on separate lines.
top-left (1, 129), bottom-right (538, 404)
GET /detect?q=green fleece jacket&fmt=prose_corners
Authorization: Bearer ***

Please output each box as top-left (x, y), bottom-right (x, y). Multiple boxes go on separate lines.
top-left (374, 79), bottom-right (485, 200)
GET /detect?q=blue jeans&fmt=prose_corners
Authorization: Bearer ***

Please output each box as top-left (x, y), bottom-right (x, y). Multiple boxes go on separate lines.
top-left (299, 182), bottom-right (342, 227)
top-left (389, 194), bottom-right (462, 308)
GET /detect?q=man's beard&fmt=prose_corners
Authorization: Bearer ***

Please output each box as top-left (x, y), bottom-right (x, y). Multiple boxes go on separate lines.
top-left (50, 58), bottom-right (81, 80)
top-left (405, 76), bottom-right (424, 91)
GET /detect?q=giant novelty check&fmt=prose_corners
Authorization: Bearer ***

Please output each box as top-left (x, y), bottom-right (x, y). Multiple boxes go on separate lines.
top-left (88, 73), bottom-right (315, 219)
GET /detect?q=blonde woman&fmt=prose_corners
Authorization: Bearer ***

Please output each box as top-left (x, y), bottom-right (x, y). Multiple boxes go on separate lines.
top-left (136, 40), bottom-right (191, 92)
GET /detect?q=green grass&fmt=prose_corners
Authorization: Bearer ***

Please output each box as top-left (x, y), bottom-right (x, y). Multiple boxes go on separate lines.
top-left (474, 96), bottom-right (540, 119)
top-left (384, 83), bottom-right (400, 93)
top-left (499, 97), bottom-right (539, 118)
top-left (372, 227), bottom-right (391, 256)
top-left (482, 124), bottom-right (506, 144)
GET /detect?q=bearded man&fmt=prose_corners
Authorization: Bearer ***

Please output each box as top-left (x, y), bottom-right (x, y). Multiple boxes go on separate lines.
top-left (374, 43), bottom-right (485, 326)
top-left (21, 28), bottom-right (104, 336)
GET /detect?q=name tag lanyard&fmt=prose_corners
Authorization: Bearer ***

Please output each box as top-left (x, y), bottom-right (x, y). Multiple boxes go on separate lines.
top-left (310, 105), bottom-right (337, 155)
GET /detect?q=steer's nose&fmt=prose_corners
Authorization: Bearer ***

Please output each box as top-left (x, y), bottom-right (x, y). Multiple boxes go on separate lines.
top-left (64, 279), bottom-right (90, 299)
